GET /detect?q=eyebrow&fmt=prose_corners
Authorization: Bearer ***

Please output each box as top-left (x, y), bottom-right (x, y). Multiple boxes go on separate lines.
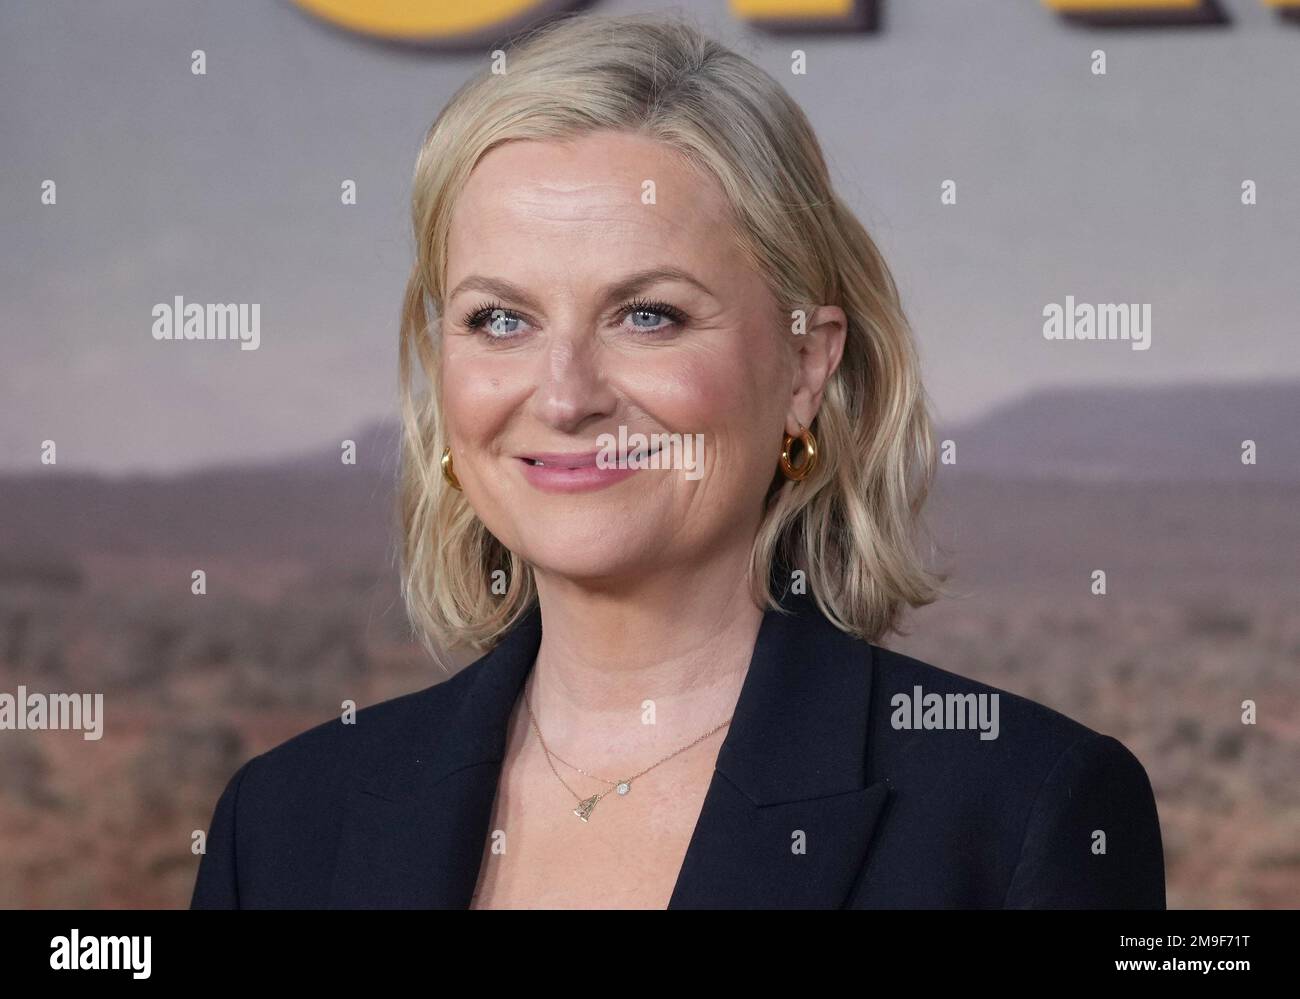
top-left (447, 267), bottom-right (714, 310)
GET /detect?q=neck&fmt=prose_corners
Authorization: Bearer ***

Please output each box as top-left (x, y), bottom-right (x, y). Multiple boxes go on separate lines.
top-left (524, 550), bottom-right (766, 761)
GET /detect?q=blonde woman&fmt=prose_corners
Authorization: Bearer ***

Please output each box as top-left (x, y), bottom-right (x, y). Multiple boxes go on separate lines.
top-left (192, 13), bottom-right (1164, 909)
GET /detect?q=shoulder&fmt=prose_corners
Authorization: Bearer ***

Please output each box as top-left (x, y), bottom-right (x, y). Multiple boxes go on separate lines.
top-left (189, 657), bottom-right (490, 908)
top-left (860, 644), bottom-right (1165, 907)
top-left (229, 656), bottom-right (485, 808)
top-left (866, 640), bottom-right (1155, 796)
top-left (868, 642), bottom-right (1103, 758)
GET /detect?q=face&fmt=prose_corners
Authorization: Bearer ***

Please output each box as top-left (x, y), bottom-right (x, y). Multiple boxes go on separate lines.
top-left (439, 130), bottom-right (842, 588)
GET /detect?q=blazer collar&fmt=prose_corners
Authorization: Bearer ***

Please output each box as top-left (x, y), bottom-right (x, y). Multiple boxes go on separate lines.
top-left (328, 590), bottom-right (891, 908)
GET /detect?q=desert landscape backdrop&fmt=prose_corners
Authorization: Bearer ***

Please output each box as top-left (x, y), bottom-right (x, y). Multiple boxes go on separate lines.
top-left (0, 382), bottom-right (1296, 908)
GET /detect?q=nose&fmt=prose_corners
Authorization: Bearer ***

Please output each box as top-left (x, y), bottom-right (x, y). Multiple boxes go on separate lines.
top-left (527, 323), bottom-right (618, 433)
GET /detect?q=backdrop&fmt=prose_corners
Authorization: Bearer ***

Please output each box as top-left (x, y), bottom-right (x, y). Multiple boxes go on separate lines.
top-left (1, 0), bottom-right (1296, 908)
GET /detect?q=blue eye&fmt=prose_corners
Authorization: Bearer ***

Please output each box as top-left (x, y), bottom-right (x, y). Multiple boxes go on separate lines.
top-left (458, 297), bottom-right (688, 340)
top-left (486, 309), bottom-right (522, 336)
top-left (461, 302), bottom-right (526, 339)
top-left (629, 309), bottom-right (668, 329)
top-left (622, 298), bottom-right (688, 332)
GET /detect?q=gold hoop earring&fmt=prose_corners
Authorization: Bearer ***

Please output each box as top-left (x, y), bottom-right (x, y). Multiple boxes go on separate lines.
top-left (780, 422), bottom-right (818, 482)
top-left (441, 445), bottom-right (462, 490)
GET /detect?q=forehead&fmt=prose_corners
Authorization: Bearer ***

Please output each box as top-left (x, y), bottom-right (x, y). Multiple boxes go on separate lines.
top-left (445, 131), bottom-right (738, 283)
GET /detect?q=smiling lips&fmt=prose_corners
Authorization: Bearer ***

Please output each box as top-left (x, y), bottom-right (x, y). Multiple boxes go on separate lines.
top-left (515, 445), bottom-right (661, 493)
top-left (519, 450), bottom-right (602, 468)
top-left (518, 445), bottom-right (660, 468)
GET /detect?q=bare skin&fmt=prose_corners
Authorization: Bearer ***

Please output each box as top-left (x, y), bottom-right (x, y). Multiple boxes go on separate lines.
top-left (439, 130), bottom-right (846, 908)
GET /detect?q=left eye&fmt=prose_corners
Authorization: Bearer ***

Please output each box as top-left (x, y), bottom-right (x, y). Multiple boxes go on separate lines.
top-left (627, 309), bottom-right (669, 329)
top-left (621, 301), bottom-right (685, 332)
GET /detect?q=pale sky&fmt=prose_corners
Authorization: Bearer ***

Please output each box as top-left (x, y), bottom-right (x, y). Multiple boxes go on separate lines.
top-left (2, 0), bottom-right (1297, 474)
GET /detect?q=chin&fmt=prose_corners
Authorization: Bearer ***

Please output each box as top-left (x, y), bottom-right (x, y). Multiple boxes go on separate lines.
top-left (515, 535), bottom-right (658, 584)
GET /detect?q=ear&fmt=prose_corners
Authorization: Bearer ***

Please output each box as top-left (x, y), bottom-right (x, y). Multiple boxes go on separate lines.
top-left (786, 305), bottom-right (847, 435)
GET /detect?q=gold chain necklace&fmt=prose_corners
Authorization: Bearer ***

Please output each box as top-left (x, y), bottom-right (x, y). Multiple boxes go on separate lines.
top-left (522, 674), bottom-right (732, 822)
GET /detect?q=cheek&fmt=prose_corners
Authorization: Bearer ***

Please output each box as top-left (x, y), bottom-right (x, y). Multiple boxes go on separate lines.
top-left (694, 335), bottom-right (782, 423)
top-left (635, 348), bottom-right (778, 473)
top-left (620, 350), bottom-right (742, 431)
top-left (440, 348), bottom-right (515, 437)
top-left (707, 340), bottom-right (788, 483)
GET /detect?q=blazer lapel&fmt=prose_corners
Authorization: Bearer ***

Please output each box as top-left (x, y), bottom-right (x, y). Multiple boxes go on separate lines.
top-left (666, 592), bottom-right (891, 908)
top-left (327, 608), bottom-right (542, 908)
top-left (327, 591), bottom-right (891, 909)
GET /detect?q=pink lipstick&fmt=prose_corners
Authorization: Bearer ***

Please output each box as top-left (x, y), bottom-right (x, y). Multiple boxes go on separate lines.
top-left (515, 445), bottom-right (660, 494)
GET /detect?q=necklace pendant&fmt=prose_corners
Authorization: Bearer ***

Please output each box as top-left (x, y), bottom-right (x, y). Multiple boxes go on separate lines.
top-left (574, 794), bottom-right (600, 822)
top-left (615, 779), bottom-right (632, 796)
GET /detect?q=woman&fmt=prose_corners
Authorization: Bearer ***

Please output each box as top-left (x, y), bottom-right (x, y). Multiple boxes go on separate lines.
top-left (191, 13), bottom-right (1164, 909)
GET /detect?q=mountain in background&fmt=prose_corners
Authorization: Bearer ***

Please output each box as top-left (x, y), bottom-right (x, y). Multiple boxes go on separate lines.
top-left (937, 381), bottom-right (1297, 482)
top-left (277, 380), bottom-right (1300, 482)
top-left (0, 418), bottom-right (403, 566)
top-left (0, 382), bottom-right (1294, 566)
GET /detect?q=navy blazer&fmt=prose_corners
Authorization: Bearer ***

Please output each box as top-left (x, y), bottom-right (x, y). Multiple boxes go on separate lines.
top-left (190, 589), bottom-right (1165, 908)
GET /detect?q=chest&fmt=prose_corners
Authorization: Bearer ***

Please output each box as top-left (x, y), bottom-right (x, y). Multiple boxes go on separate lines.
top-left (469, 747), bottom-right (720, 909)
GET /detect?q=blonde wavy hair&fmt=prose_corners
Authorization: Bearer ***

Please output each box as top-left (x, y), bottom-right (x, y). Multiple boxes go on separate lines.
top-left (398, 12), bottom-right (946, 667)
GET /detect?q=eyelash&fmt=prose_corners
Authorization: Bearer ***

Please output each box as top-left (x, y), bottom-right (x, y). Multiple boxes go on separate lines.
top-left (457, 298), bottom-right (688, 339)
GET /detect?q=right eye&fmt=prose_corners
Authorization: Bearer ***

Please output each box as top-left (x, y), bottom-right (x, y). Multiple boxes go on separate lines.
top-left (461, 305), bottom-right (529, 340)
